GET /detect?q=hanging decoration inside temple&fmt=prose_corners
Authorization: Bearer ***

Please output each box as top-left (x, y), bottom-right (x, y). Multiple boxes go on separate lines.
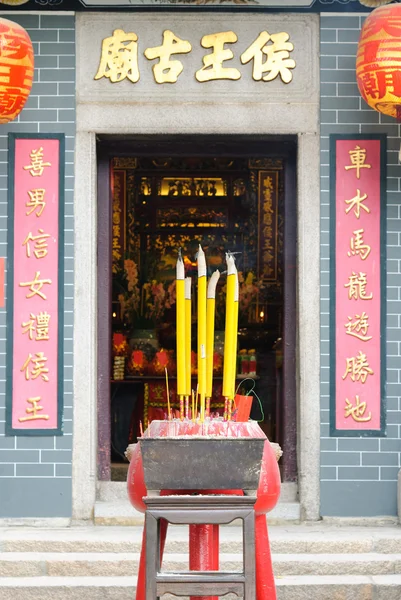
top-left (0, 18), bottom-right (34, 124)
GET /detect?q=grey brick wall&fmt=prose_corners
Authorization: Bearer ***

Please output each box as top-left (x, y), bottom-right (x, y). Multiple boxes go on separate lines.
top-left (320, 14), bottom-right (401, 517)
top-left (0, 14), bottom-right (75, 518)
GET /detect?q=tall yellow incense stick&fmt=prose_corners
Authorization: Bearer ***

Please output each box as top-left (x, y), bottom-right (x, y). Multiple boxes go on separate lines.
top-left (222, 253), bottom-right (237, 407)
top-left (197, 245), bottom-right (207, 422)
top-left (206, 270), bottom-right (220, 416)
top-left (185, 277), bottom-right (192, 418)
top-left (176, 251), bottom-right (186, 412)
top-left (231, 273), bottom-right (239, 401)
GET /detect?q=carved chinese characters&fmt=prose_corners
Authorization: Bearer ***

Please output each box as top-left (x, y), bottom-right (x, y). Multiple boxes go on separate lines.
top-left (95, 28), bottom-right (296, 85)
top-left (331, 136), bottom-right (386, 435)
top-left (7, 136), bottom-right (64, 435)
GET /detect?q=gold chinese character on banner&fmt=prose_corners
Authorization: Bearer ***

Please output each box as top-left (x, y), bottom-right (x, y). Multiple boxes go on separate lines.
top-left (345, 189), bottom-right (370, 219)
top-left (21, 311), bottom-right (51, 341)
top-left (23, 148), bottom-right (51, 177)
top-left (241, 31), bottom-right (295, 83)
top-left (19, 271), bottom-right (52, 300)
top-left (344, 146), bottom-right (371, 179)
top-left (344, 271), bottom-right (373, 300)
top-left (344, 312), bottom-right (372, 342)
top-left (344, 395), bottom-right (372, 422)
top-left (196, 31), bottom-right (241, 82)
top-left (145, 30), bottom-right (192, 84)
top-left (18, 397), bottom-right (49, 422)
top-left (20, 351), bottom-right (49, 382)
top-left (22, 229), bottom-right (50, 259)
top-left (342, 350), bottom-right (374, 383)
top-left (26, 189), bottom-right (46, 217)
top-left (348, 228), bottom-right (371, 261)
top-left (95, 29), bottom-right (140, 83)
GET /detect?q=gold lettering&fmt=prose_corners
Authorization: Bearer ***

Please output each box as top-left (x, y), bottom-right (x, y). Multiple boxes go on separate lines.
top-left (345, 189), bottom-right (370, 219)
top-left (22, 229), bottom-right (50, 259)
top-left (196, 31), bottom-right (241, 82)
top-left (145, 30), bottom-right (192, 84)
top-left (344, 312), bottom-right (372, 342)
top-left (344, 395), bottom-right (372, 422)
top-left (344, 271), bottom-right (373, 301)
top-left (342, 350), bottom-right (374, 383)
top-left (95, 29), bottom-right (139, 83)
top-left (23, 148), bottom-right (51, 177)
top-left (241, 31), bottom-right (295, 83)
top-left (348, 228), bottom-right (371, 261)
top-left (18, 397), bottom-right (49, 422)
top-left (21, 311), bottom-right (51, 341)
top-left (19, 271), bottom-right (52, 301)
top-left (26, 189), bottom-right (46, 217)
top-left (344, 146), bottom-right (371, 179)
top-left (20, 351), bottom-right (49, 382)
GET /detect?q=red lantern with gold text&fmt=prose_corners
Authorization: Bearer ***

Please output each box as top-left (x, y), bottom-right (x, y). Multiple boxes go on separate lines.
top-left (0, 18), bottom-right (34, 124)
top-left (356, 4), bottom-right (401, 121)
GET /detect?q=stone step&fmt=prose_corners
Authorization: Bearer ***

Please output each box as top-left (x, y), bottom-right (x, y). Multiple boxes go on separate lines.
top-left (0, 574), bottom-right (401, 600)
top-left (2, 525), bottom-right (401, 555)
top-left (93, 500), bottom-right (301, 526)
top-left (2, 551), bottom-right (401, 578)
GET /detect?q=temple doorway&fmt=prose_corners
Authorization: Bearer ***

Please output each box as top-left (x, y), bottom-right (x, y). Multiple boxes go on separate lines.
top-left (96, 136), bottom-right (297, 486)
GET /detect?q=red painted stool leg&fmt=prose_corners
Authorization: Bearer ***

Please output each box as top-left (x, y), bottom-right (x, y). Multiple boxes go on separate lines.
top-left (135, 519), bottom-right (169, 600)
top-left (255, 514), bottom-right (276, 600)
top-left (212, 524), bottom-right (219, 571)
top-left (189, 524), bottom-right (218, 600)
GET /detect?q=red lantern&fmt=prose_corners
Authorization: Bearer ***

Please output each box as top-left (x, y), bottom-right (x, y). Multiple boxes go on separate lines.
top-left (356, 4), bottom-right (401, 120)
top-left (0, 18), bottom-right (34, 124)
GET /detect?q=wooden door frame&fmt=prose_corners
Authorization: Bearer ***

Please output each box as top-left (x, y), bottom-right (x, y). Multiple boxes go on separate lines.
top-left (96, 135), bottom-right (297, 482)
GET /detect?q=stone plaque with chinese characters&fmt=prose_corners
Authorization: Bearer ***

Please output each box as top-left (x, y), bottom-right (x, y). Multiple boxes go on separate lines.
top-left (6, 135), bottom-right (65, 436)
top-left (77, 13), bottom-right (318, 110)
top-left (330, 135), bottom-right (386, 437)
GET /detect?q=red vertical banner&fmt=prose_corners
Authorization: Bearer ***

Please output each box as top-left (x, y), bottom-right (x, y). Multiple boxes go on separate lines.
top-left (6, 134), bottom-right (64, 435)
top-left (330, 135), bottom-right (386, 436)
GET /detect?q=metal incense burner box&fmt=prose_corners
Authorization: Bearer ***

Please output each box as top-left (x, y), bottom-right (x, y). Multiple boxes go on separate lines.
top-left (139, 420), bottom-right (266, 493)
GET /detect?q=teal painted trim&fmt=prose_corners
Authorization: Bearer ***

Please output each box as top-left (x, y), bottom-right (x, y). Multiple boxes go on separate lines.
top-left (329, 133), bottom-right (387, 438)
top-left (6, 133), bottom-right (65, 437)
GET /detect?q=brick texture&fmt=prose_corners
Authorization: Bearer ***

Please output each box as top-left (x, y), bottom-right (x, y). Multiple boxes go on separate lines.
top-left (320, 15), bottom-right (401, 516)
top-left (0, 14), bottom-right (75, 517)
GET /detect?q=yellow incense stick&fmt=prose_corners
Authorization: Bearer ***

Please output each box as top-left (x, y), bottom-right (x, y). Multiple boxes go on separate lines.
top-left (176, 252), bottom-right (186, 397)
top-left (206, 270), bottom-right (220, 400)
top-left (191, 389), bottom-right (195, 422)
top-left (223, 254), bottom-right (237, 399)
top-left (165, 367), bottom-right (171, 420)
top-left (197, 246), bottom-right (207, 421)
top-left (185, 277), bottom-right (192, 398)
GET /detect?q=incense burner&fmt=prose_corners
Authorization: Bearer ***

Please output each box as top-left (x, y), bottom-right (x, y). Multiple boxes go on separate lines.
top-left (139, 420), bottom-right (266, 494)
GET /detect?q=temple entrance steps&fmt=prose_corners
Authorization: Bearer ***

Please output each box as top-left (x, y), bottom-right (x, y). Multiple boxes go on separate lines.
top-left (94, 481), bottom-right (301, 525)
top-left (1, 524), bottom-right (401, 599)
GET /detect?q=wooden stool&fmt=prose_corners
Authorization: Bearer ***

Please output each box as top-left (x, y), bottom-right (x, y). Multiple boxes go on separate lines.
top-left (144, 494), bottom-right (256, 600)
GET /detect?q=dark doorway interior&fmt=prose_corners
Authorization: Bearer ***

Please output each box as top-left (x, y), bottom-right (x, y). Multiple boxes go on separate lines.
top-left (97, 136), bottom-right (297, 484)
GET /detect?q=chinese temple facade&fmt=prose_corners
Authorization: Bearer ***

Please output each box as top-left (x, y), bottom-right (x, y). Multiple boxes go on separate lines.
top-left (0, 0), bottom-right (400, 523)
